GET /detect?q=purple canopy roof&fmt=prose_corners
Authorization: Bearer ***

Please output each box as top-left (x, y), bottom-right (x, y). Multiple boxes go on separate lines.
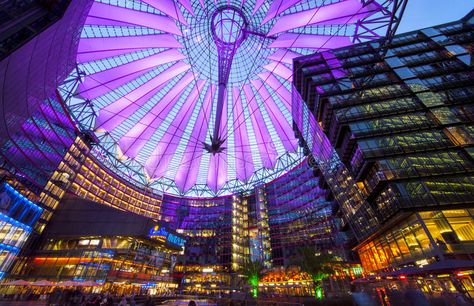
top-left (66, 0), bottom-right (397, 197)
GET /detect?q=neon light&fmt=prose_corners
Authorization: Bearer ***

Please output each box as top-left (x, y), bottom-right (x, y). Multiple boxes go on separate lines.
top-left (3, 183), bottom-right (43, 212)
top-left (149, 225), bottom-right (185, 247)
top-left (315, 286), bottom-right (323, 300)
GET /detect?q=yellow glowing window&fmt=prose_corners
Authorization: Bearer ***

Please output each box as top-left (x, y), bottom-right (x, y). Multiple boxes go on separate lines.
top-left (78, 240), bottom-right (90, 246)
top-left (442, 209), bottom-right (469, 217)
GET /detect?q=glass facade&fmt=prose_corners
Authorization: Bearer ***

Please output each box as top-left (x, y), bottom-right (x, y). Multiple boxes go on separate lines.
top-left (28, 236), bottom-right (177, 283)
top-left (292, 88), bottom-right (378, 241)
top-left (246, 190), bottom-right (271, 268)
top-left (69, 143), bottom-right (162, 220)
top-left (0, 96), bottom-right (77, 192)
top-left (358, 209), bottom-right (474, 272)
top-left (11, 196), bottom-right (184, 293)
top-left (293, 14), bottom-right (474, 272)
top-left (159, 195), bottom-right (236, 293)
top-left (158, 164), bottom-right (349, 292)
top-left (0, 183), bottom-right (42, 278)
top-left (0, 0), bottom-right (407, 289)
top-left (264, 161), bottom-right (347, 266)
top-left (233, 195), bottom-right (250, 271)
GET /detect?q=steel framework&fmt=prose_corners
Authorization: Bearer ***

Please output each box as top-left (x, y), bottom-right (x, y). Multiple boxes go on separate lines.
top-left (61, 0), bottom-right (406, 197)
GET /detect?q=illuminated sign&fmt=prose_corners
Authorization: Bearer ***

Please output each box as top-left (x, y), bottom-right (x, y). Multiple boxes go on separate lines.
top-left (149, 225), bottom-right (185, 247)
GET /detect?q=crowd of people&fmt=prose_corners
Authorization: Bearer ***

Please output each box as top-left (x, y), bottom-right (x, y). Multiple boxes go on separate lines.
top-left (351, 283), bottom-right (473, 306)
top-left (1, 287), bottom-right (159, 306)
top-left (45, 288), bottom-right (142, 306)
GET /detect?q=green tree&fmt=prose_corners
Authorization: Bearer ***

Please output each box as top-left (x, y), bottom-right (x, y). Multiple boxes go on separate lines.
top-left (240, 259), bottom-right (265, 298)
top-left (297, 247), bottom-right (335, 300)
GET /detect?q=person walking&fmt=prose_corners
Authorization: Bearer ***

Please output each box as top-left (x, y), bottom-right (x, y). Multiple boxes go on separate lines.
top-left (129, 293), bottom-right (136, 306)
top-left (118, 295), bottom-right (128, 306)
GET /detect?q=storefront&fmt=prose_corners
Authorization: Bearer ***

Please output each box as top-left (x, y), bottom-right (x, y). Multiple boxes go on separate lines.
top-left (357, 209), bottom-right (474, 273)
top-left (178, 265), bottom-right (231, 295)
top-left (352, 269), bottom-right (474, 304)
top-left (15, 197), bottom-right (184, 293)
top-left (259, 264), bottom-right (362, 297)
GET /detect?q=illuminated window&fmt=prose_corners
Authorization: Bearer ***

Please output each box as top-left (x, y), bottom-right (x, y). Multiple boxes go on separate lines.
top-left (78, 240), bottom-right (90, 246)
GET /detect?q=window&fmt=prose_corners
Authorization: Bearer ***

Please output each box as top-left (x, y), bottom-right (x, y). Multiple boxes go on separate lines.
top-left (78, 239), bottom-right (90, 246)
top-left (444, 216), bottom-right (474, 241)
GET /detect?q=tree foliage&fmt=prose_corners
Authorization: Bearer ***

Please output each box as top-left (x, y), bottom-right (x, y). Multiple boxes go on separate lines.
top-left (295, 247), bottom-right (335, 300)
top-left (298, 247), bottom-right (335, 283)
top-left (240, 259), bottom-right (265, 287)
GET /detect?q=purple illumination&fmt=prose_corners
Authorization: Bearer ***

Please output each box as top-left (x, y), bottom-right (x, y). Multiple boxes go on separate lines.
top-left (252, 0), bottom-right (265, 15)
top-left (257, 72), bottom-right (291, 110)
top-left (78, 49), bottom-right (186, 100)
top-left (263, 61), bottom-right (293, 81)
top-left (79, 65), bottom-right (157, 99)
top-left (145, 80), bottom-right (206, 178)
top-left (322, 51), bottom-right (347, 79)
top-left (250, 79), bottom-right (297, 152)
top-left (175, 85), bottom-right (215, 192)
top-left (78, 48), bottom-right (142, 63)
top-left (267, 0), bottom-right (381, 36)
top-left (96, 62), bottom-right (191, 130)
top-left (205, 6), bottom-right (248, 155)
top-left (140, 0), bottom-right (188, 25)
top-left (86, 2), bottom-right (183, 34)
top-left (177, 0), bottom-right (194, 15)
top-left (118, 72), bottom-right (195, 158)
top-left (268, 34), bottom-right (353, 49)
top-left (69, 0), bottom-right (399, 196)
top-left (267, 50), bottom-right (301, 65)
top-left (261, 0), bottom-right (302, 25)
top-left (207, 86), bottom-right (228, 192)
top-left (244, 85), bottom-right (278, 168)
top-left (85, 16), bottom-right (131, 28)
top-left (78, 34), bottom-right (183, 61)
top-left (233, 87), bottom-right (254, 182)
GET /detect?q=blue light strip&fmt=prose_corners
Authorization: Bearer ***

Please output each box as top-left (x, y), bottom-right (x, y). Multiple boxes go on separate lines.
top-left (4, 183), bottom-right (43, 212)
top-left (0, 243), bottom-right (20, 254)
top-left (0, 183), bottom-right (43, 279)
top-left (0, 212), bottom-right (32, 232)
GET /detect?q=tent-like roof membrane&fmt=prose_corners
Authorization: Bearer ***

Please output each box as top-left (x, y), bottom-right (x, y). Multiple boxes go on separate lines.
top-left (61, 0), bottom-right (400, 197)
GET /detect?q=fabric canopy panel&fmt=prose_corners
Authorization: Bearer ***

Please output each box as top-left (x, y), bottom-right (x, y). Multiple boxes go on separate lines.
top-left (66, 0), bottom-right (396, 197)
